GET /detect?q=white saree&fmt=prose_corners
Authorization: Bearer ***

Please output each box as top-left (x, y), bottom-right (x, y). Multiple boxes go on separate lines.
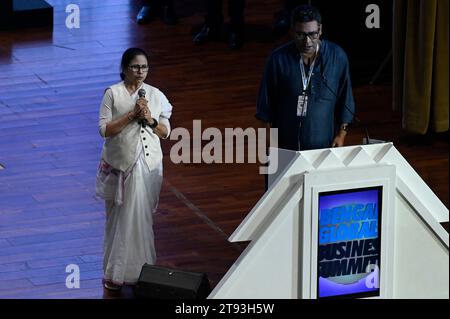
top-left (96, 82), bottom-right (172, 285)
top-left (96, 146), bottom-right (162, 285)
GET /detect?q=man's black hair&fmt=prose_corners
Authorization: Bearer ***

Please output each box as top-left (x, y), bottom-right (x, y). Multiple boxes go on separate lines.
top-left (291, 5), bottom-right (322, 26)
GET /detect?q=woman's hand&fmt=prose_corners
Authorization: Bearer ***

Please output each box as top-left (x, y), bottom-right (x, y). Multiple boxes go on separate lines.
top-left (133, 98), bottom-right (161, 134)
top-left (105, 100), bottom-right (146, 137)
top-left (136, 106), bottom-right (153, 125)
top-left (134, 97), bottom-right (148, 119)
top-left (143, 107), bottom-right (154, 124)
top-left (135, 100), bottom-right (154, 125)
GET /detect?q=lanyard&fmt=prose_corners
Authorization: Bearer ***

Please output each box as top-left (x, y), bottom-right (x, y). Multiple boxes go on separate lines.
top-left (299, 44), bottom-right (319, 93)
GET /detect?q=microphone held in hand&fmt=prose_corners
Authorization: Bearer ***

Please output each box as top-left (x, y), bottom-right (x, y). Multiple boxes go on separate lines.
top-left (137, 89), bottom-right (149, 128)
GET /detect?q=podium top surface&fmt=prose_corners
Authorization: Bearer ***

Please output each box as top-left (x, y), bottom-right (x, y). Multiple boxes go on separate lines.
top-left (230, 143), bottom-right (448, 242)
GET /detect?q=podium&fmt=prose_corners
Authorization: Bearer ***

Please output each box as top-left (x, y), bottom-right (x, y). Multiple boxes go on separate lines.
top-left (209, 143), bottom-right (449, 299)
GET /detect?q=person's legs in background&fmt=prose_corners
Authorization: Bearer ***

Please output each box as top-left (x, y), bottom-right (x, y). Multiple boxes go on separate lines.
top-left (273, 0), bottom-right (302, 36)
top-left (137, 0), bottom-right (177, 25)
top-left (161, 0), bottom-right (177, 25)
top-left (194, 0), bottom-right (246, 50)
top-left (228, 0), bottom-right (245, 49)
top-left (137, 0), bottom-right (158, 24)
top-left (193, 0), bottom-right (223, 45)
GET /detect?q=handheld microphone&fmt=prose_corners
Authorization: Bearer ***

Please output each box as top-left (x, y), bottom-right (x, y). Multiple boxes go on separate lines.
top-left (319, 74), bottom-right (371, 145)
top-left (137, 89), bottom-right (149, 128)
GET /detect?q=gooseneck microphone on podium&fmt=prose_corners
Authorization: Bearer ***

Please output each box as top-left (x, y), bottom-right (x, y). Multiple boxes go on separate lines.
top-left (137, 89), bottom-right (149, 128)
top-left (319, 74), bottom-right (372, 145)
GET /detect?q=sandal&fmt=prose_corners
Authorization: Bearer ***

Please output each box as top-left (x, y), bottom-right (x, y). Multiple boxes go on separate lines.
top-left (103, 280), bottom-right (122, 291)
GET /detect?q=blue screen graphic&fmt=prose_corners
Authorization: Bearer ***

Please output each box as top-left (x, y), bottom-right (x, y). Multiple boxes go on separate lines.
top-left (317, 187), bottom-right (382, 298)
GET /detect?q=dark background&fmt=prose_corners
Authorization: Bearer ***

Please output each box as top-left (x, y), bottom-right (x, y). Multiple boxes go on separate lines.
top-left (311, 0), bottom-right (393, 85)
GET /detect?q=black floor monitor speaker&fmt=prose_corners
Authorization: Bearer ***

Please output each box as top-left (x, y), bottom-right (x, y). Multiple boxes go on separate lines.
top-left (135, 264), bottom-right (211, 299)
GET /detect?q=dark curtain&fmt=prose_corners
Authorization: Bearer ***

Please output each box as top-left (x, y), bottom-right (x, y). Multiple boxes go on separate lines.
top-left (393, 0), bottom-right (449, 134)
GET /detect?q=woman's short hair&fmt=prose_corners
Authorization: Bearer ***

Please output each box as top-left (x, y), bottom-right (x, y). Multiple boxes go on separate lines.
top-left (120, 47), bottom-right (149, 80)
top-left (291, 5), bottom-right (322, 26)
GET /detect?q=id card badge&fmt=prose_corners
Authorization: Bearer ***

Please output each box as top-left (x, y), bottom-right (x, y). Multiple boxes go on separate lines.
top-left (297, 94), bottom-right (308, 117)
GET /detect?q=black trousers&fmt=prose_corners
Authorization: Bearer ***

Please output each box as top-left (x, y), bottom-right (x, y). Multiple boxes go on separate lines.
top-left (205, 0), bottom-right (246, 31)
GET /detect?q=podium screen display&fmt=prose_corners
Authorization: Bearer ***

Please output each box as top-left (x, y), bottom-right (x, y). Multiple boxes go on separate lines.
top-left (317, 186), bottom-right (382, 299)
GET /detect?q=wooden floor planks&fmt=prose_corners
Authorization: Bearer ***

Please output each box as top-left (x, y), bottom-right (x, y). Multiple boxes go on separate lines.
top-left (0, 0), bottom-right (448, 299)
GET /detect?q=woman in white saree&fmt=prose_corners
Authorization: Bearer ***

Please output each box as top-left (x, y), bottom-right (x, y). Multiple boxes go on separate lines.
top-left (96, 48), bottom-right (173, 291)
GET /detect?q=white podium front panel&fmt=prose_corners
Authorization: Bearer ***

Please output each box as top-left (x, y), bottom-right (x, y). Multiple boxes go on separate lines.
top-left (304, 165), bottom-right (396, 299)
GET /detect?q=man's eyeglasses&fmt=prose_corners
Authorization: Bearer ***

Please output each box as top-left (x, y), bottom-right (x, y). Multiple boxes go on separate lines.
top-left (295, 30), bottom-right (320, 41)
top-left (129, 64), bottom-right (149, 72)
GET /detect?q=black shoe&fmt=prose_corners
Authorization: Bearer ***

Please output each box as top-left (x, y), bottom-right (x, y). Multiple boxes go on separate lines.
top-left (273, 12), bottom-right (290, 37)
top-left (228, 31), bottom-right (243, 50)
top-left (136, 6), bottom-right (154, 25)
top-left (162, 4), bottom-right (178, 25)
top-left (193, 25), bottom-right (220, 45)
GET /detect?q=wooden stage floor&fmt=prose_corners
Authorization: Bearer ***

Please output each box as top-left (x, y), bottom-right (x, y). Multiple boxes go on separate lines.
top-left (0, 0), bottom-right (448, 298)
